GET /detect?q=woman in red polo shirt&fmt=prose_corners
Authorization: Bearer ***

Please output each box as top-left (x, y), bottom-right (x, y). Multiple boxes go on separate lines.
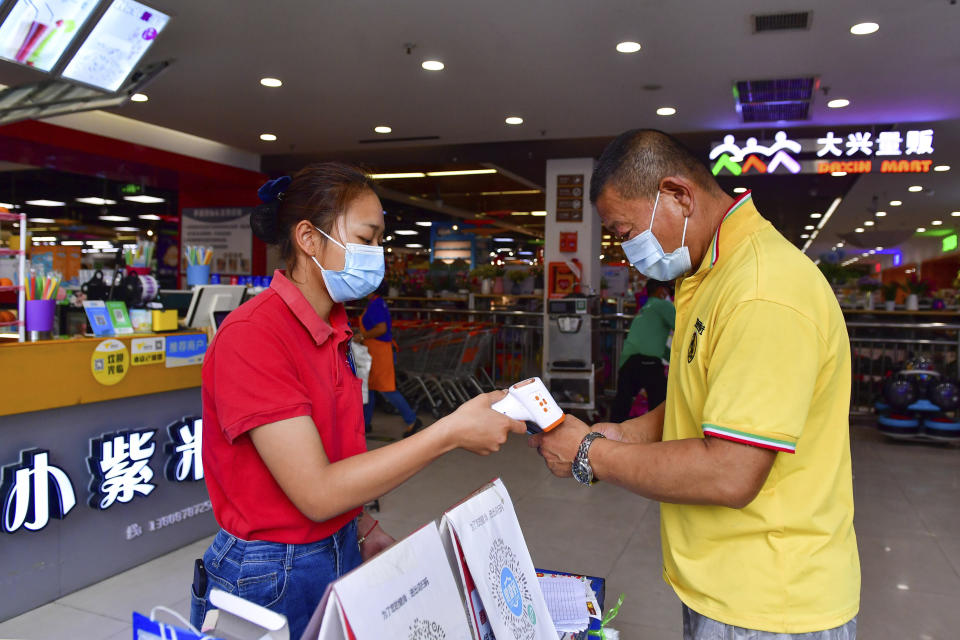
top-left (190, 163), bottom-right (524, 637)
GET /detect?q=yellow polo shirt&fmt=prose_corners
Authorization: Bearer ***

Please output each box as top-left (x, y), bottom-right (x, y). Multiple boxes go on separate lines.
top-left (660, 192), bottom-right (860, 633)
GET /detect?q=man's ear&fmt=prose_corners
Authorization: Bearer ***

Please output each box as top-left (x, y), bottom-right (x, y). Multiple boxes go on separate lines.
top-left (659, 176), bottom-right (696, 219)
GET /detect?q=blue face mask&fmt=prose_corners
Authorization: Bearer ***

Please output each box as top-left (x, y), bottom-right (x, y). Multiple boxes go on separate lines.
top-left (311, 225), bottom-right (384, 302)
top-left (621, 191), bottom-right (692, 281)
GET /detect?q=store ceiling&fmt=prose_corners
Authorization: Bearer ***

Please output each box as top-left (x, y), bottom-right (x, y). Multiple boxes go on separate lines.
top-left (1, 0), bottom-right (958, 260)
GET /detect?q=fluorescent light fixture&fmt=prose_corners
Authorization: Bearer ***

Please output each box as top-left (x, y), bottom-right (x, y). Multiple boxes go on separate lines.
top-left (138, 214), bottom-right (162, 221)
top-left (0, 202), bottom-right (14, 209)
top-left (733, 187), bottom-right (747, 194)
top-left (810, 213), bottom-right (822, 218)
top-left (425, 169), bottom-right (497, 177)
top-left (827, 99), bottom-right (850, 109)
top-left (505, 116), bottom-right (524, 125)
top-left (656, 107), bottom-right (677, 116)
top-left (496, 248), bottom-right (512, 253)
top-left (850, 22), bottom-right (879, 35)
top-left (76, 197), bottom-right (117, 205)
top-left (421, 60), bottom-right (444, 71)
top-left (493, 237), bottom-right (514, 242)
top-left (394, 229), bottom-right (419, 235)
top-left (908, 185), bottom-right (923, 192)
top-left (934, 165), bottom-right (950, 172)
top-left (99, 215), bottom-right (131, 222)
top-left (114, 226), bottom-right (140, 232)
top-left (804, 225), bottom-right (815, 230)
top-left (29, 217), bottom-right (56, 223)
top-left (415, 221), bottom-right (433, 227)
top-left (864, 220), bottom-right (875, 226)
top-left (86, 240), bottom-right (114, 245)
top-left (260, 77), bottom-right (282, 87)
top-left (31, 236), bottom-right (56, 242)
top-left (855, 228), bottom-right (864, 233)
top-left (531, 211), bottom-right (547, 216)
top-left (405, 243), bottom-right (423, 248)
top-left (801, 234), bottom-right (810, 239)
top-left (124, 195), bottom-right (166, 203)
top-left (932, 220), bottom-right (943, 225)
top-left (518, 251), bottom-right (533, 256)
top-left (916, 227), bottom-right (926, 233)
top-left (510, 211), bottom-right (530, 216)
top-left (875, 211), bottom-right (886, 217)
top-left (616, 41), bottom-right (641, 53)
top-left (831, 171), bottom-right (847, 177)
top-left (61, 240), bottom-right (83, 246)
top-left (260, 133), bottom-right (277, 141)
top-left (890, 200), bottom-right (902, 206)
top-left (480, 189), bottom-right (541, 196)
top-left (25, 199), bottom-right (65, 207)
top-left (130, 93), bottom-right (149, 102)
top-left (952, 211), bottom-right (960, 217)
top-left (815, 197), bottom-right (842, 232)
top-left (896, 583), bottom-right (909, 591)
top-left (369, 172), bottom-right (426, 179)
top-left (374, 126), bottom-right (392, 134)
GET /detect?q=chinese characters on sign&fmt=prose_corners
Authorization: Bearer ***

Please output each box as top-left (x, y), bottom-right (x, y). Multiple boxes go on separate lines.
top-left (1, 418), bottom-right (205, 533)
top-left (91, 339), bottom-right (130, 386)
top-left (710, 128), bottom-right (937, 176)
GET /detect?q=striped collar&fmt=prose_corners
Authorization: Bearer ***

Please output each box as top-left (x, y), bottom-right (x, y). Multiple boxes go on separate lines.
top-left (691, 191), bottom-right (759, 276)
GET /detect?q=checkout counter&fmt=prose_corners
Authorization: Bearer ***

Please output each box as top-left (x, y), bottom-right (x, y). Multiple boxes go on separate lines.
top-left (0, 286), bottom-right (249, 621)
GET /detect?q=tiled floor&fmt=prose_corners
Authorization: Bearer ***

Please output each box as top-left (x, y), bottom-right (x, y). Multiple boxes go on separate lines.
top-left (1, 415), bottom-right (958, 639)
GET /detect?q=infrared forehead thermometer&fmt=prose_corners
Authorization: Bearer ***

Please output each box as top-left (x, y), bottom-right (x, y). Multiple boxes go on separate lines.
top-left (492, 377), bottom-right (565, 434)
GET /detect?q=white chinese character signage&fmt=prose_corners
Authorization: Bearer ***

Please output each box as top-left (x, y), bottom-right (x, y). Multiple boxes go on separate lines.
top-left (164, 417), bottom-right (204, 482)
top-left (2, 450), bottom-right (77, 533)
top-left (711, 128), bottom-right (938, 176)
top-left (88, 430), bottom-right (157, 510)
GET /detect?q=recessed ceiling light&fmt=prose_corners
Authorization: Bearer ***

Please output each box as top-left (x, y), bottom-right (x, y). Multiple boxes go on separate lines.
top-left (405, 243), bottom-right (423, 248)
top-left (29, 217), bottom-right (56, 223)
top-left (425, 169), bottom-right (497, 177)
top-left (875, 246), bottom-right (883, 251)
top-left (804, 225), bottom-right (815, 230)
top-left (931, 220), bottom-right (943, 226)
top-left (855, 228), bottom-right (864, 233)
top-left (864, 220), bottom-right (875, 226)
top-left (369, 172), bottom-right (426, 179)
top-left (916, 227), bottom-right (926, 232)
top-left (952, 211), bottom-right (960, 217)
top-left (875, 211), bottom-right (886, 217)
top-left (260, 77), bottom-right (282, 88)
top-left (114, 226), bottom-right (139, 232)
top-left (421, 60), bottom-right (444, 71)
top-left (656, 107), bottom-right (677, 116)
top-left (890, 200), bottom-right (902, 206)
top-left (147, 230), bottom-right (154, 236)
top-left (908, 185), bottom-right (923, 192)
top-left (800, 233), bottom-right (810, 239)
top-left (130, 93), bottom-right (148, 102)
top-left (810, 213), bottom-right (822, 218)
top-left (76, 197), bottom-right (117, 205)
top-left (616, 41), bottom-right (641, 53)
top-left (827, 99), bottom-right (850, 109)
top-left (733, 187), bottom-right (747, 194)
top-left (934, 165), bottom-right (950, 172)
top-left (99, 215), bottom-right (131, 222)
top-left (415, 221), bottom-right (432, 227)
top-left (124, 195), bottom-right (165, 203)
top-left (394, 229), bottom-right (419, 235)
top-left (374, 126), bottom-right (392, 134)
top-left (138, 214), bottom-right (162, 220)
top-left (452, 225), bottom-right (459, 231)
top-left (25, 199), bottom-right (64, 207)
top-left (850, 22), bottom-right (879, 35)
top-left (260, 133), bottom-right (277, 141)
top-left (831, 171), bottom-right (847, 176)
top-left (531, 211), bottom-right (547, 216)
top-left (505, 116), bottom-right (524, 125)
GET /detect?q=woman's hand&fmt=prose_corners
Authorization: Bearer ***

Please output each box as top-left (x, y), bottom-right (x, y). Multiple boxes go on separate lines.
top-left (360, 523), bottom-right (395, 561)
top-left (440, 390), bottom-right (526, 455)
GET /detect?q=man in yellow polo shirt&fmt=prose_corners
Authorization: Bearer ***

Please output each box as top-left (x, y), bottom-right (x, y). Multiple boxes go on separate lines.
top-left (532, 129), bottom-right (860, 639)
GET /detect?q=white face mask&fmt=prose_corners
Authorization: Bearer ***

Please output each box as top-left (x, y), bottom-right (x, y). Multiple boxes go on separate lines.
top-left (620, 191), bottom-right (692, 281)
top-left (311, 223), bottom-right (384, 302)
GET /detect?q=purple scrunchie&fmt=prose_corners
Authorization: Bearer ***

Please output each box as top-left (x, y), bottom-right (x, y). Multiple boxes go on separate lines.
top-left (257, 176), bottom-right (291, 204)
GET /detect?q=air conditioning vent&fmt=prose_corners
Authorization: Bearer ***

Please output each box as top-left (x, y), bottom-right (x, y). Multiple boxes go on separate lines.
top-left (752, 11), bottom-right (811, 32)
top-left (733, 77), bottom-right (817, 122)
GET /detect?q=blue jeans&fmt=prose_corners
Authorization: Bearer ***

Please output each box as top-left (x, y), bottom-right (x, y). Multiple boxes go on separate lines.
top-left (189, 520), bottom-right (361, 640)
top-left (364, 389), bottom-right (417, 426)
top-left (682, 605), bottom-right (857, 639)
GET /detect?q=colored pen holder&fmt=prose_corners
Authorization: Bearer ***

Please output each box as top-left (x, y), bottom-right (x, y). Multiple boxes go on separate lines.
top-left (186, 264), bottom-right (211, 287)
top-left (25, 299), bottom-right (55, 332)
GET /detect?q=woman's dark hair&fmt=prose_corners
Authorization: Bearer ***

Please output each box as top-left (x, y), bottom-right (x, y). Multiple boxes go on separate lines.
top-left (250, 162), bottom-right (376, 272)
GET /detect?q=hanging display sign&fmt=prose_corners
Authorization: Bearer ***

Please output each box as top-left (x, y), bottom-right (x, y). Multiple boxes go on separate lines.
top-left (710, 128), bottom-right (938, 176)
top-left (181, 208), bottom-right (253, 275)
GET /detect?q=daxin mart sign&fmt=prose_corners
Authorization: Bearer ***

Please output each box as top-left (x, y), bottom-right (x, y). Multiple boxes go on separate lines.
top-left (710, 128), bottom-right (936, 176)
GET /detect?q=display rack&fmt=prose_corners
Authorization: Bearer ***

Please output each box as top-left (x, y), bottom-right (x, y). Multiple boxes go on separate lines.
top-left (0, 211), bottom-right (26, 342)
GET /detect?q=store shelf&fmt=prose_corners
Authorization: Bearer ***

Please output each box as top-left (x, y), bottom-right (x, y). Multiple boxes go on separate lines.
top-left (0, 248), bottom-right (25, 257)
top-left (0, 285), bottom-right (23, 293)
top-left (0, 212), bottom-right (22, 222)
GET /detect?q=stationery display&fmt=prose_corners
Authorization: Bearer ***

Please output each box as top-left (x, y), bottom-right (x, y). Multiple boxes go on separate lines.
top-left (124, 240), bottom-right (155, 268)
top-left (440, 478), bottom-right (558, 640)
top-left (186, 245), bottom-right (213, 286)
top-left (307, 523), bottom-right (473, 640)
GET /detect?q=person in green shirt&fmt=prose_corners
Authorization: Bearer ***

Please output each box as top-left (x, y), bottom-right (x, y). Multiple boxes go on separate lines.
top-left (611, 279), bottom-right (675, 422)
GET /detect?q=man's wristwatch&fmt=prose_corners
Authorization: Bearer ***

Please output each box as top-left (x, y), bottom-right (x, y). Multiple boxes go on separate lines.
top-left (572, 431), bottom-right (606, 486)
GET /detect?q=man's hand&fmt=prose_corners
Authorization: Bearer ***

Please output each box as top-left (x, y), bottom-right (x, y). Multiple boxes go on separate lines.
top-left (590, 422), bottom-right (626, 441)
top-left (528, 414), bottom-right (591, 478)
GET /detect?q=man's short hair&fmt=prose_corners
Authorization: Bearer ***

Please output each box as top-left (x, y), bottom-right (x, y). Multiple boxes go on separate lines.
top-left (590, 129), bottom-right (720, 203)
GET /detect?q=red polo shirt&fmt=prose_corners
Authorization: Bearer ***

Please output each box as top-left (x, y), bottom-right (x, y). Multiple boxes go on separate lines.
top-left (201, 270), bottom-right (365, 543)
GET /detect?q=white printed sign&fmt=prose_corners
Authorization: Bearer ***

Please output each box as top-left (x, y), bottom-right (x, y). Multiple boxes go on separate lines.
top-left (441, 478), bottom-right (558, 640)
top-left (181, 207), bottom-right (252, 275)
top-left (131, 336), bottom-right (166, 366)
top-left (307, 523), bottom-right (473, 640)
